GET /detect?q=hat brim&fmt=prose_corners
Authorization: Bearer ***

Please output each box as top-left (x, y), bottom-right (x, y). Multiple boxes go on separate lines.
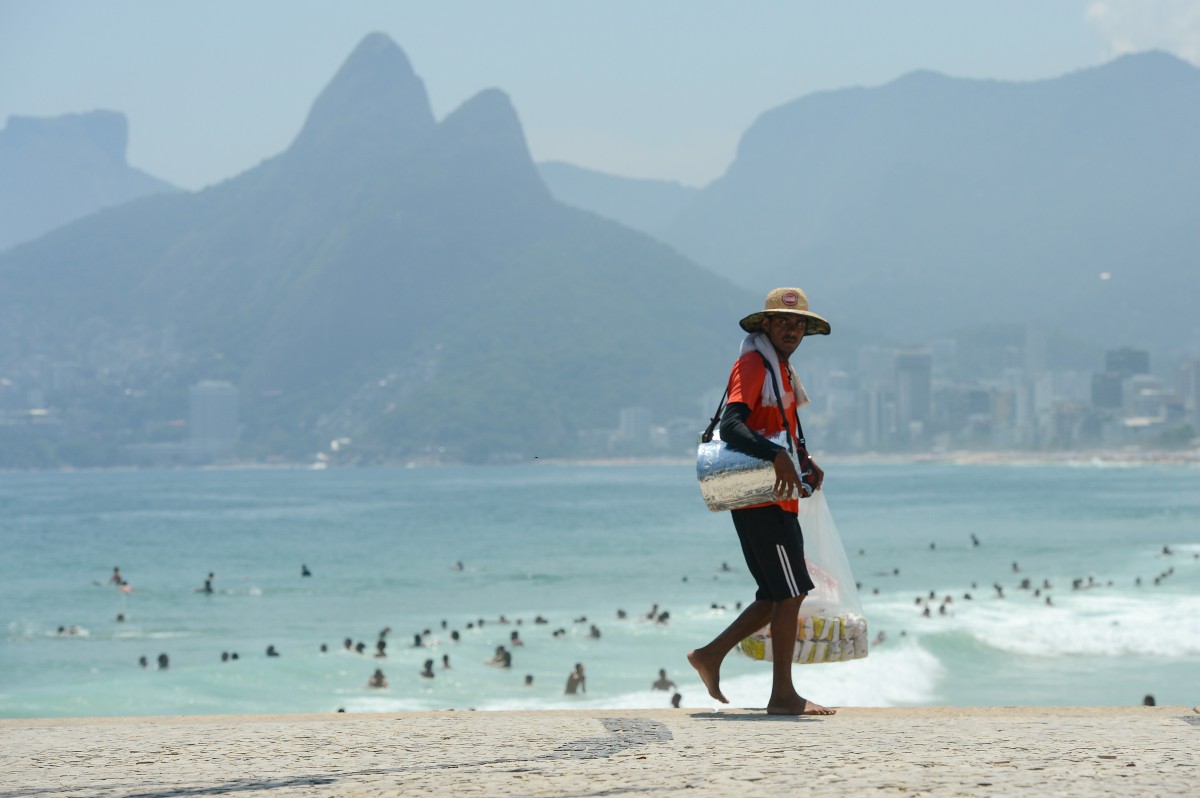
top-left (740, 309), bottom-right (831, 336)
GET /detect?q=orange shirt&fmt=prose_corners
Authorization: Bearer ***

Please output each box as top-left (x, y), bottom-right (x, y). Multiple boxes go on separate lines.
top-left (726, 351), bottom-right (800, 513)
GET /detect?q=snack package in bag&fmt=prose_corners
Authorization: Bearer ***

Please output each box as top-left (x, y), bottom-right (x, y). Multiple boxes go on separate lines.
top-left (738, 490), bottom-right (869, 664)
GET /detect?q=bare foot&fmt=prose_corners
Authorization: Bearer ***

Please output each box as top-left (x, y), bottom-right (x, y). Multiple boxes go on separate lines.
top-left (766, 698), bottom-right (836, 716)
top-left (687, 649), bottom-right (728, 704)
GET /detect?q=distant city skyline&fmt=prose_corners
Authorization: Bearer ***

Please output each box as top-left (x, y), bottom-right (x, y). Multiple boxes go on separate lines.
top-left (3, 0), bottom-right (1199, 191)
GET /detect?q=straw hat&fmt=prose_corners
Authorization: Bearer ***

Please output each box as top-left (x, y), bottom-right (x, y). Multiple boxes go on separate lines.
top-left (739, 287), bottom-right (831, 335)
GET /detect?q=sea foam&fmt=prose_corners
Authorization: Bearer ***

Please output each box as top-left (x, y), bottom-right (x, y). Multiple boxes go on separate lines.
top-left (929, 593), bottom-right (1200, 658)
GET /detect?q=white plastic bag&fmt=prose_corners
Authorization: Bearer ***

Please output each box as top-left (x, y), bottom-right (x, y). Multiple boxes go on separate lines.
top-left (738, 490), bottom-right (869, 664)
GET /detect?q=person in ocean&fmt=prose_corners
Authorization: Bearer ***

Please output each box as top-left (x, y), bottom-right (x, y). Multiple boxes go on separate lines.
top-left (419, 660), bottom-right (435, 679)
top-left (564, 663), bottom-right (586, 695)
top-left (110, 567), bottom-right (122, 586)
top-left (652, 668), bottom-right (677, 691)
top-left (687, 287), bottom-right (835, 717)
top-left (489, 646), bottom-right (509, 667)
top-left (368, 668), bottom-right (388, 688)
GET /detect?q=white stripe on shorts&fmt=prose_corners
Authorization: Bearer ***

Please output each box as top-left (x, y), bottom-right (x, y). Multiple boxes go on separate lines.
top-left (776, 543), bottom-right (800, 597)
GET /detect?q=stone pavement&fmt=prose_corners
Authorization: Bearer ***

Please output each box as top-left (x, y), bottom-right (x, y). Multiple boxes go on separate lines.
top-left (2, 706), bottom-right (1197, 797)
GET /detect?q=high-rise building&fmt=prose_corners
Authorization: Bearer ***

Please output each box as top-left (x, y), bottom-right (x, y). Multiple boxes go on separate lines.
top-left (1105, 347), bottom-right (1149, 378)
top-left (188, 380), bottom-right (239, 461)
top-left (612, 406), bottom-right (654, 453)
top-left (1090, 372), bottom-right (1123, 410)
top-left (894, 349), bottom-right (932, 430)
top-left (1179, 359), bottom-right (1200, 428)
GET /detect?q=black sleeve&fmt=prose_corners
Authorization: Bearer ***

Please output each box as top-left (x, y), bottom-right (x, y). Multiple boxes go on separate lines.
top-left (718, 402), bottom-right (785, 463)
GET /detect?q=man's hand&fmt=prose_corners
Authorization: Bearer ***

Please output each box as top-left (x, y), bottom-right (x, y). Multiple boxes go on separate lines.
top-left (808, 458), bottom-right (824, 492)
top-left (772, 449), bottom-right (804, 499)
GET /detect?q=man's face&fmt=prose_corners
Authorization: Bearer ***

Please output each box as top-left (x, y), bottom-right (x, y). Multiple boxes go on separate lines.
top-left (762, 314), bottom-right (806, 358)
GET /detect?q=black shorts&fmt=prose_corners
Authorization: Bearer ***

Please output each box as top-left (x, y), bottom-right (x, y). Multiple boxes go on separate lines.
top-left (731, 505), bottom-right (815, 602)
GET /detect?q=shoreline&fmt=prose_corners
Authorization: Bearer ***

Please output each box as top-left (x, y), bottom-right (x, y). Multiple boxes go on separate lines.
top-left (3, 447), bottom-right (1199, 474)
top-left (531, 448), bottom-right (1200, 467)
top-left (5, 706), bottom-right (1197, 797)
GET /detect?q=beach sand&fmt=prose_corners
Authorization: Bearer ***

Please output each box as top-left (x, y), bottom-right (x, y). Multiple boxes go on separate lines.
top-left (3, 706), bottom-right (1197, 797)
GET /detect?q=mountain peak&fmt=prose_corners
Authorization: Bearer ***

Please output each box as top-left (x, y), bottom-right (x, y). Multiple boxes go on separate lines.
top-left (2, 110), bottom-right (129, 164)
top-left (422, 88), bottom-right (550, 209)
top-left (0, 110), bottom-right (176, 251)
top-left (1076, 49), bottom-right (1200, 90)
top-left (288, 32), bottom-right (435, 159)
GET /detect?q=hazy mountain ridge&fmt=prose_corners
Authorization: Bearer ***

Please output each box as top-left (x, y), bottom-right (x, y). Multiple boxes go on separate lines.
top-left (0, 33), bottom-right (750, 465)
top-left (5, 38), bottom-right (1196, 467)
top-left (657, 51), bottom-right (1200, 355)
top-left (0, 110), bottom-right (178, 252)
top-left (537, 161), bottom-right (698, 233)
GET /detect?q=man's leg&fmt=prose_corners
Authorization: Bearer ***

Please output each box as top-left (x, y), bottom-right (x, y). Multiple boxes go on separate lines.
top-left (766, 594), bottom-right (835, 715)
top-left (687, 599), bottom-right (772, 703)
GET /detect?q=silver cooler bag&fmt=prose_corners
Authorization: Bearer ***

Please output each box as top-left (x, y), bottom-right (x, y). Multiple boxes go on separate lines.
top-left (696, 430), bottom-right (802, 512)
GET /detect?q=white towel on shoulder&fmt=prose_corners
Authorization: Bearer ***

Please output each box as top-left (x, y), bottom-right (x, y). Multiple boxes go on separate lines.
top-left (739, 333), bottom-right (810, 411)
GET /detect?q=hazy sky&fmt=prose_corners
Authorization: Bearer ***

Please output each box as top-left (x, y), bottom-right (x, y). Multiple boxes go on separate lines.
top-left (3, 1), bottom-right (1199, 191)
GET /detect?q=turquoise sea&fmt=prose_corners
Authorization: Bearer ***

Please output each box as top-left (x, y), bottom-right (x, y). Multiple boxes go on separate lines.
top-left (2, 460), bottom-right (1198, 718)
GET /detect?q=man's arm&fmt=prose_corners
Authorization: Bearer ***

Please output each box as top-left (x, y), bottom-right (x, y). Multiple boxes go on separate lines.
top-left (718, 402), bottom-right (781, 460)
top-left (719, 403), bottom-right (805, 498)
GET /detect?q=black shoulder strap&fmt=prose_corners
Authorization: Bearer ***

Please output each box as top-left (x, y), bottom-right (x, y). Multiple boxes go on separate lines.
top-left (701, 386), bottom-right (728, 443)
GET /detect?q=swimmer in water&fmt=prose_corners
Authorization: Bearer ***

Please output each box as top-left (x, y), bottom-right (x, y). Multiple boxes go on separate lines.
top-left (564, 663), bottom-right (586, 695)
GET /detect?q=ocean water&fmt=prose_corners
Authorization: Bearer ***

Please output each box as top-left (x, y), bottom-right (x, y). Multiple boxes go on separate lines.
top-left (1, 460), bottom-right (1198, 718)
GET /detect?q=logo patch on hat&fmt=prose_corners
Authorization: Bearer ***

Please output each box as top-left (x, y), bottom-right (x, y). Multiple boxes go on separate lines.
top-left (781, 291), bottom-right (799, 307)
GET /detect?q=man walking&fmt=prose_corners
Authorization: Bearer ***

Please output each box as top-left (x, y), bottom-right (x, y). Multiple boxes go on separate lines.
top-left (688, 287), bottom-right (835, 716)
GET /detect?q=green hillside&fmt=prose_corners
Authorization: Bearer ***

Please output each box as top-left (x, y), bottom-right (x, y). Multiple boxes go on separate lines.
top-left (0, 33), bottom-right (754, 466)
